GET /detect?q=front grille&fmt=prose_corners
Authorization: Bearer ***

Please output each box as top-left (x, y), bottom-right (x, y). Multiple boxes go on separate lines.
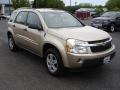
top-left (93, 19), bottom-right (103, 24)
top-left (89, 38), bottom-right (109, 44)
top-left (82, 52), bottom-right (115, 68)
top-left (89, 38), bottom-right (112, 53)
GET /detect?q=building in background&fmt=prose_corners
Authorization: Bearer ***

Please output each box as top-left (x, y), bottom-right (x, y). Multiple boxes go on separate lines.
top-left (0, 0), bottom-right (13, 15)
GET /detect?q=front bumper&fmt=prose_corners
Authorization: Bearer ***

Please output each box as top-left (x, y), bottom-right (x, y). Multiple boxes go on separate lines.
top-left (66, 45), bottom-right (116, 68)
top-left (91, 23), bottom-right (110, 30)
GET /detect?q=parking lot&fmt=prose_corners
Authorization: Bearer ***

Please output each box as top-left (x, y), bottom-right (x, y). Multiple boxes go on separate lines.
top-left (0, 19), bottom-right (120, 90)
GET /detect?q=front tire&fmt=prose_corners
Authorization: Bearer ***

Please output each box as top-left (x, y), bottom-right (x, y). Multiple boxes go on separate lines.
top-left (44, 48), bottom-right (64, 76)
top-left (110, 24), bottom-right (116, 32)
top-left (8, 34), bottom-right (18, 51)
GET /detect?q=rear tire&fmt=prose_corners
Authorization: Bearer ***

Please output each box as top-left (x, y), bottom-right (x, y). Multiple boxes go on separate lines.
top-left (8, 34), bottom-right (18, 51)
top-left (109, 24), bottom-right (116, 32)
top-left (44, 48), bottom-right (64, 76)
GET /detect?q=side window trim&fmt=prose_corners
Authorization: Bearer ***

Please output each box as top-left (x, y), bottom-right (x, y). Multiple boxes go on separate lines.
top-left (26, 11), bottom-right (43, 30)
top-left (14, 11), bottom-right (28, 25)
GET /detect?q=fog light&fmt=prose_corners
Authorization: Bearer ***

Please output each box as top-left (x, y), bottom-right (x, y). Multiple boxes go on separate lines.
top-left (79, 60), bottom-right (83, 64)
top-left (77, 59), bottom-right (83, 64)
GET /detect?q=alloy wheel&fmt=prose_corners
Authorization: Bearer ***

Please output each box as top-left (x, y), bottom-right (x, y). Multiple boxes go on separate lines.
top-left (46, 53), bottom-right (58, 73)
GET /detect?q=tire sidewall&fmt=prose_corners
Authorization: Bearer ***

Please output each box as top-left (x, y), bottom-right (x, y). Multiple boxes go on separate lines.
top-left (44, 48), bottom-right (64, 76)
top-left (110, 24), bottom-right (116, 32)
top-left (8, 34), bottom-right (17, 51)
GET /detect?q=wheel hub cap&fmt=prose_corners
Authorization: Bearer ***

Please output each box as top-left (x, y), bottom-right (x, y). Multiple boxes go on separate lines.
top-left (46, 54), bottom-right (58, 73)
top-left (9, 37), bottom-right (14, 49)
top-left (111, 26), bottom-right (115, 32)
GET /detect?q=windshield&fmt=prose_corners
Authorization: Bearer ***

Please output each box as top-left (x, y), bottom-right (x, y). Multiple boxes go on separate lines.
top-left (40, 11), bottom-right (82, 28)
top-left (101, 12), bottom-right (117, 18)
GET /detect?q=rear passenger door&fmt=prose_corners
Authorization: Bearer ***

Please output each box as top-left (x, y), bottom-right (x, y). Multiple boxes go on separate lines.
top-left (13, 11), bottom-right (28, 47)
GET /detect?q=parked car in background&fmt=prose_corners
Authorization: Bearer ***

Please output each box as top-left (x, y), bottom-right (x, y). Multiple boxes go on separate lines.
top-left (0, 14), bottom-right (4, 20)
top-left (0, 14), bottom-right (10, 20)
top-left (91, 11), bottom-right (120, 32)
top-left (76, 8), bottom-right (97, 17)
top-left (8, 8), bottom-right (116, 76)
top-left (3, 15), bottom-right (10, 20)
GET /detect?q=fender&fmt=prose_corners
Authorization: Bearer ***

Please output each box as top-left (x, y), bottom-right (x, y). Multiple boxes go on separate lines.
top-left (42, 35), bottom-right (70, 67)
top-left (8, 27), bottom-right (14, 36)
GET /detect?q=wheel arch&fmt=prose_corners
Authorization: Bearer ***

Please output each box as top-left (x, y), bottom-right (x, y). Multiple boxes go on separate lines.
top-left (110, 21), bottom-right (116, 27)
top-left (43, 43), bottom-right (59, 56)
top-left (7, 31), bottom-right (12, 37)
top-left (42, 42), bottom-right (69, 67)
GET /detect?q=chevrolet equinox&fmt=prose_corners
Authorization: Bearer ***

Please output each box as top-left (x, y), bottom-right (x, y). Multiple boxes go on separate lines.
top-left (8, 8), bottom-right (116, 76)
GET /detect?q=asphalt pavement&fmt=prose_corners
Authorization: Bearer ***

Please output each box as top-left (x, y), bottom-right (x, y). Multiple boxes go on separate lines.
top-left (0, 20), bottom-right (120, 90)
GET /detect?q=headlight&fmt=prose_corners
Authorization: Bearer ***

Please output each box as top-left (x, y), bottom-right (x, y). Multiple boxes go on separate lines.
top-left (66, 39), bottom-right (88, 54)
top-left (103, 20), bottom-right (109, 24)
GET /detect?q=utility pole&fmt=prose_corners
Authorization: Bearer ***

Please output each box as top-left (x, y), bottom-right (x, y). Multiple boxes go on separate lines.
top-left (70, 0), bottom-right (71, 7)
top-left (9, 0), bottom-right (11, 15)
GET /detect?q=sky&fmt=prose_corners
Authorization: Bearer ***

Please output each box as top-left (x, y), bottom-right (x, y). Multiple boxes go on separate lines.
top-left (63, 0), bottom-right (108, 6)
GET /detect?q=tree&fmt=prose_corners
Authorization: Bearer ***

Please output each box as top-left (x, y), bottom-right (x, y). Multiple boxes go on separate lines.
top-left (95, 5), bottom-right (104, 15)
top-left (65, 3), bottom-right (94, 14)
top-left (106, 0), bottom-right (120, 11)
top-left (79, 3), bottom-right (93, 8)
top-left (11, 0), bottom-right (19, 9)
top-left (33, 0), bottom-right (65, 9)
top-left (12, 0), bottom-right (30, 9)
top-left (65, 6), bottom-right (79, 14)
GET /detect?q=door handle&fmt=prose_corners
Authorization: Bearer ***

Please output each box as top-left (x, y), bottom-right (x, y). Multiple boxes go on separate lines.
top-left (23, 28), bottom-right (27, 31)
top-left (12, 25), bottom-right (16, 27)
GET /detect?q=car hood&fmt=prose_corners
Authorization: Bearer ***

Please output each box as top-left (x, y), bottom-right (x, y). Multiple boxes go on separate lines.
top-left (48, 26), bottom-right (110, 41)
top-left (94, 16), bottom-right (112, 20)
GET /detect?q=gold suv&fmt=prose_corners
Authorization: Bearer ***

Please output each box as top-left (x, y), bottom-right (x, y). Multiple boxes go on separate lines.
top-left (8, 8), bottom-right (116, 76)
